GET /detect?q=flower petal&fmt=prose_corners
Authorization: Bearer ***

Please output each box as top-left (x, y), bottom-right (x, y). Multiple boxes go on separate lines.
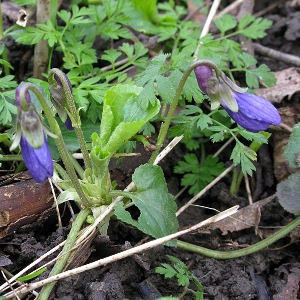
top-left (222, 92), bottom-right (281, 132)
top-left (20, 134), bottom-right (54, 183)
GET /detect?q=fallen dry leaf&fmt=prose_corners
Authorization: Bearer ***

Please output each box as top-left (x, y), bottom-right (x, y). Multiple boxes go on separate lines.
top-left (207, 195), bottom-right (275, 235)
top-left (256, 67), bottom-right (300, 103)
top-left (187, 1), bottom-right (207, 24)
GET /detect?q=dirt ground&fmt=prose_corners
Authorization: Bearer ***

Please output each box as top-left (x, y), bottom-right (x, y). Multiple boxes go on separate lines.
top-left (1, 0), bottom-right (300, 299)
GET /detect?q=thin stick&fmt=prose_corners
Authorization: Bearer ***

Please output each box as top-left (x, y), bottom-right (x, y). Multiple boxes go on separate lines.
top-left (154, 135), bottom-right (184, 165)
top-left (1, 270), bottom-right (21, 300)
top-left (176, 164), bottom-right (235, 216)
top-left (253, 43), bottom-right (300, 67)
top-left (5, 206), bottom-right (239, 299)
top-left (216, 0), bottom-right (244, 17)
top-left (49, 178), bottom-right (62, 228)
top-left (213, 136), bottom-right (235, 157)
top-left (243, 173), bottom-right (253, 205)
top-left (193, 0), bottom-right (221, 60)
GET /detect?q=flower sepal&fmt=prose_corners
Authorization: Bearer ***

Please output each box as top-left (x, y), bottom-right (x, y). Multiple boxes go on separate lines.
top-left (19, 106), bottom-right (45, 149)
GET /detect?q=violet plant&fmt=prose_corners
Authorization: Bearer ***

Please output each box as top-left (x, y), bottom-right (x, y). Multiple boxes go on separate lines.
top-left (7, 58), bottom-right (282, 299)
top-left (0, 1), bottom-right (294, 298)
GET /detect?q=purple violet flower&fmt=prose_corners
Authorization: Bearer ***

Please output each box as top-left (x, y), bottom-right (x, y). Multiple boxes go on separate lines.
top-left (20, 134), bottom-right (54, 183)
top-left (194, 64), bottom-right (281, 132)
top-left (11, 85), bottom-right (54, 183)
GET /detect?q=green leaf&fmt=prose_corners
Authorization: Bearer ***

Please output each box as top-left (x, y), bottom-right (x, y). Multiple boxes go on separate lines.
top-left (284, 123), bottom-right (300, 168)
top-left (238, 14), bottom-right (272, 39)
top-left (175, 154), bottom-right (225, 195)
top-left (230, 142), bottom-right (256, 175)
top-left (277, 172), bottom-right (300, 215)
top-left (245, 64), bottom-right (276, 88)
top-left (99, 84), bottom-right (160, 155)
top-left (239, 52), bottom-right (257, 68)
top-left (138, 80), bottom-right (157, 106)
top-left (239, 130), bottom-right (269, 144)
top-left (156, 264), bottom-right (177, 278)
top-left (131, 0), bottom-right (160, 23)
top-left (222, 39), bottom-right (243, 68)
top-left (214, 14), bottom-right (237, 35)
top-left (197, 114), bottom-right (213, 130)
top-left (17, 267), bottom-right (47, 282)
top-left (101, 49), bottom-right (122, 65)
top-left (0, 74), bottom-right (17, 89)
top-left (136, 53), bottom-right (169, 86)
top-left (0, 95), bottom-right (17, 125)
top-left (156, 75), bottom-right (176, 104)
top-left (115, 164), bottom-right (179, 238)
top-left (56, 189), bottom-right (81, 205)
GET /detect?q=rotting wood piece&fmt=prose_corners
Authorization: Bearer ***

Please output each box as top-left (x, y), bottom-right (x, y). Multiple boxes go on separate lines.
top-left (0, 174), bottom-right (53, 238)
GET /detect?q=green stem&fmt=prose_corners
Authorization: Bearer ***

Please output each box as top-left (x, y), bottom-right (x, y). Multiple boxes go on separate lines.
top-left (0, 154), bottom-right (23, 161)
top-left (50, 0), bottom-right (58, 25)
top-left (48, 69), bottom-right (92, 171)
top-left (68, 153), bottom-right (84, 179)
top-left (229, 167), bottom-right (240, 195)
top-left (21, 83), bottom-right (90, 208)
top-left (177, 215), bottom-right (300, 259)
top-left (37, 208), bottom-right (90, 300)
top-left (54, 163), bottom-right (69, 180)
top-left (149, 60), bottom-right (221, 164)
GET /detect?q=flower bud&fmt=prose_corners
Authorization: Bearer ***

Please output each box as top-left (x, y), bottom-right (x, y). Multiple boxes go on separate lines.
top-left (49, 70), bottom-right (74, 130)
top-left (16, 85), bottom-right (31, 110)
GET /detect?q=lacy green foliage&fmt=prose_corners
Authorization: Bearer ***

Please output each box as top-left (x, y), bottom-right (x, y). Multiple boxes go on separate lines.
top-left (277, 172), bottom-right (300, 215)
top-left (284, 123), bottom-right (300, 168)
top-left (115, 164), bottom-right (179, 238)
top-left (0, 72), bottom-right (18, 125)
top-left (175, 154), bottom-right (225, 195)
top-left (156, 255), bottom-right (204, 300)
top-left (230, 129), bottom-right (269, 175)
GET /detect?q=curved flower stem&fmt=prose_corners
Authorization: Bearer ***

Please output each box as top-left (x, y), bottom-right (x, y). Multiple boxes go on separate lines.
top-left (20, 83), bottom-right (90, 208)
top-left (37, 208), bottom-right (90, 300)
top-left (177, 215), bottom-right (300, 259)
top-left (48, 68), bottom-right (92, 170)
top-left (149, 60), bottom-right (221, 164)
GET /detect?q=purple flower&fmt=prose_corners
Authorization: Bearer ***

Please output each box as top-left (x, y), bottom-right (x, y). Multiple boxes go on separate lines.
top-left (20, 134), bottom-right (54, 183)
top-left (11, 84), bottom-right (54, 183)
top-left (222, 92), bottom-right (281, 132)
top-left (194, 64), bottom-right (281, 132)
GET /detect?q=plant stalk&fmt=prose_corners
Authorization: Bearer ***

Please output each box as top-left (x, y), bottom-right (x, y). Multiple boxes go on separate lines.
top-left (149, 60), bottom-right (221, 164)
top-left (177, 215), bottom-right (300, 259)
top-left (48, 69), bottom-right (92, 170)
top-left (37, 208), bottom-right (90, 300)
top-left (20, 83), bottom-right (90, 207)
